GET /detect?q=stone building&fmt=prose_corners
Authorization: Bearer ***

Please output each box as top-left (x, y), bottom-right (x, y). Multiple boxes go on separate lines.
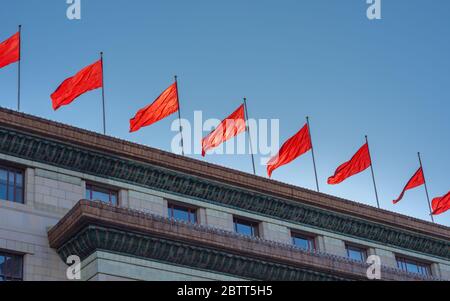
top-left (0, 107), bottom-right (448, 281)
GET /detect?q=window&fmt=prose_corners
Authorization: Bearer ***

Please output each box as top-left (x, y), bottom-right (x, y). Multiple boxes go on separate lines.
top-left (396, 257), bottom-right (431, 277)
top-left (85, 183), bottom-right (118, 205)
top-left (0, 252), bottom-right (23, 281)
top-left (0, 165), bottom-right (24, 204)
top-left (233, 217), bottom-right (259, 237)
top-left (168, 203), bottom-right (197, 224)
top-left (291, 232), bottom-right (316, 251)
top-left (346, 244), bottom-right (367, 262)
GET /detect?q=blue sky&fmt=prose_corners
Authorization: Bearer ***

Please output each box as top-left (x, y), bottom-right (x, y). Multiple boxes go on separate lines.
top-left (1, 0), bottom-right (449, 225)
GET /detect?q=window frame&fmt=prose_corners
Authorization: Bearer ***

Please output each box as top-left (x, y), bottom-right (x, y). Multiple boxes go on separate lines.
top-left (291, 231), bottom-right (316, 251)
top-left (167, 202), bottom-right (198, 224)
top-left (0, 164), bottom-right (25, 204)
top-left (233, 216), bottom-right (260, 237)
top-left (85, 183), bottom-right (119, 205)
top-left (396, 256), bottom-right (432, 277)
top-left (0, 251), bottom-right (24, 281)
top-left (345, 244), bottom-right (367, 262)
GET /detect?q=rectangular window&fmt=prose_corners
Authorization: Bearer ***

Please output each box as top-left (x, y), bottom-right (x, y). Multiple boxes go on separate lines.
top-left (0, 252), bottom-right (23, 281)
top-left (85, 183), bottom-right (118, 205)
top-left (233, 217), bottom-right (259, 237)
top-left (346, 244), bottom-right (367, 262)
top-left (292, 232), bottom-right (316, 251)
top-left (396, 257), bottom-right (432, 277)
top-left (0, 165), bottom-right (24, 204)
top-left (167, 203), bottom-right (197, 224)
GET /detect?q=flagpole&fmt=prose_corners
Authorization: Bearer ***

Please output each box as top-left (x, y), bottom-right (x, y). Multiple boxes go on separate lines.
top-left (100, 52), bottom-right (106, 135)
top-left (174, 75), bottom-right (185, 156)
top-left (243, 97), bottom-right (256, 175)
top-left (418, 152), bottom-right (435, 223)
top-left (17, 25), bottom-right (22, 112)
top-left (365, 135), bottom-right (380, 208)
top-left (306, 116), bottom-right (320, 192)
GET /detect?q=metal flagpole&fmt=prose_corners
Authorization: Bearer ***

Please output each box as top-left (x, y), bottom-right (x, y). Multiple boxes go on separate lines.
top-left (417, 152), bottom-right (435, 223)
top-left (306, 116), bottom-right (320, 192)
top-left (243, 97), bottom-right (256, 175)
top-left (174, 75), bottom-right (185, 156)
top-left (100, 52), bottom-right (106, 135)
top-left (17, 25), bottom-right (22, 112)
top-left (365, 135), bottom-right (380, 209)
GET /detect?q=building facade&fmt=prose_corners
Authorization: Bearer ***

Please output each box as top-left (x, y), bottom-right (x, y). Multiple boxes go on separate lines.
top-left (0, 107), bottom-right (449, 281)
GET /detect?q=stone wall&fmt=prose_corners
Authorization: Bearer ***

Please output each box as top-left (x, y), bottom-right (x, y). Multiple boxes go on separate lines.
top-left (81, 251), bottom-right (246, 281)
top-left (0, 153), bottom-right (448, 281)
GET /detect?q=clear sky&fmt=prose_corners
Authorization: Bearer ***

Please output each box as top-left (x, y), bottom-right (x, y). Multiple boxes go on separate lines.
top-left (1, 0), bottom-right (449, 225)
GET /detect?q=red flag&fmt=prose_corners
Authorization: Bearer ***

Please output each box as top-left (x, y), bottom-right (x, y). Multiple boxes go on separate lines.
top-left (0, 32), bottom-right (20, 69)
top-left (202, 104), bottom-right (246, 156)
top-left (129, 82), bottom-right (179, 133)
top-left (51, 60), bottom-right (103, 110)
top-left (432, 191), bottom-right (450, 216)
top-left (392, 168), bottom-right (425, 204)
top-left (328, 143), bottom-right (371, 185)
top-left (267, 124), bottom-right (312, 178)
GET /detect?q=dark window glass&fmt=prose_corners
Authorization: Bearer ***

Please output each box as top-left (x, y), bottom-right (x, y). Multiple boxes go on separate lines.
top-left (0, 252), bottom-right (23, 281)
top-left (234, 218), bottom-right (259, 237)
top-left (396, 257), bottom-right (431, 276)
top-left (0, 166), bottom-right (24, 204)
top-left (8, 172), bottom-right (14, 201)
top-left (346, 245), bottom-right (367, 262)
top-left (292, 233), bottom-right (316, 250)
top-left (0, 169), bottom-right (7, 200)
top-left (167, 203), bottom-right (197, 223)
top-left (85, 184), bottom-right (118, 205)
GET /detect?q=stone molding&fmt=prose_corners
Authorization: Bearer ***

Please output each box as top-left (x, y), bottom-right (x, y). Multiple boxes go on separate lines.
top-left (48, 201), bottom-right (442, 281)
top-left (0, 124), bottom-right (448, 259)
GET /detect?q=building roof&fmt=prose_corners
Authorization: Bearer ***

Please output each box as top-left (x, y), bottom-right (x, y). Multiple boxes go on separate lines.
top-left (0, 106), bottom-right (449, 241)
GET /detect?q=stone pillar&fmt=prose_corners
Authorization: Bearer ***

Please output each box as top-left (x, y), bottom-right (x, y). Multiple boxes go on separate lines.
top-left (127, 191), bottom-right (165, 216)
top-left (25, 168), bottom-right (35, 206)
top-left (370, 248), bottom-right (397, 268)
top-left (205, 208), bottom-right (234, 232)
top-left (436, 263), bottom-right (450, 280)
top-left (118, 190), bottom-right (129, 207)
top-left (162, 199), bottom-right (168, 218)
top-left (316, 236), bottom-right (325, 252)
top-left (321, 236), bottom-right (347, 257)
top-left (197, 208), bottom-right (207, 225)
top-left (259, 222), bottom-right (291, 243)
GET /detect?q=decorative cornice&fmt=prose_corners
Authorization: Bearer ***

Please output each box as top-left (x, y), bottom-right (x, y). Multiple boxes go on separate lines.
top-left (0, 125), bottom-right (449, 260)
top-left (0, 107), bottom-right (447, 238)
top-left (61, 226), bottom-right (348, 281)
top-left (49, 201), bottom-right (440, 281)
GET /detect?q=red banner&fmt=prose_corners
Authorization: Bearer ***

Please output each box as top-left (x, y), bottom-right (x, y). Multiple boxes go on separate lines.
top-left (51, 60), bottom-right (103, 110)
top-left (328, 143), bottom-right (371, 185)
top-left (432, 191), bottom-right (450, 216)
top-left (130, 82), bottom-right (179, 133)
top-left (267, 124), bottom-right (312, 178)
top-left (392, 168), bottom-right (425, 204)
top-left (0, 32), bottom-right (20, 69)
top-left (202, 104), bottom-right (246, 156)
